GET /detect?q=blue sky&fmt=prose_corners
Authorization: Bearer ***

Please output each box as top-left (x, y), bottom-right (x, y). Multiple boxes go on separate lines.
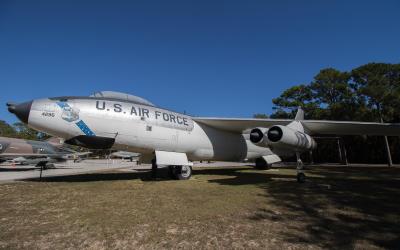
top-left (1, 0), bottom-right (399, 123)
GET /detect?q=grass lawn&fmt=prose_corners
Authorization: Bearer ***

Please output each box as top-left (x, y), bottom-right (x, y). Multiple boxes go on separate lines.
top-left (0, 165), bottom-right (399, 249)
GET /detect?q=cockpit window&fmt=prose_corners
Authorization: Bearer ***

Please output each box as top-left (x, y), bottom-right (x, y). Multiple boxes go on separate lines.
top-left (49, 97), bottom-right (69, 102)
top-left (90, 91), bottom-right (156, 107)
top-left (50, 91), bottom-right (156, 107)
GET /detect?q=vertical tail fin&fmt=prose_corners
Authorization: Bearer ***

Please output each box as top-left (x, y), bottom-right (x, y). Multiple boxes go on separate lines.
top-left (288, 107), bottom-right (305, 132)
top-left (295, 107), bottom-right (304, 121)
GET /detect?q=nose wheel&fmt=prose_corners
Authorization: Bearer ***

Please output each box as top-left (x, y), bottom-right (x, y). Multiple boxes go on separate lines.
top-left (296, 152), bottom-right (306, 183)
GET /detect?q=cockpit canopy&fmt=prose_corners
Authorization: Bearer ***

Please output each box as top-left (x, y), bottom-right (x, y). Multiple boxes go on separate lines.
top-left (90, 91), bottom-right (156, 107)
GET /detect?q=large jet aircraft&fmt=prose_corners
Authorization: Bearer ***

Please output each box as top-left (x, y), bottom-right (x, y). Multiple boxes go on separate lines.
top-left (7, 91), bottom-right (400, 182)
top-left (0, 136), bottom-right (89, 168)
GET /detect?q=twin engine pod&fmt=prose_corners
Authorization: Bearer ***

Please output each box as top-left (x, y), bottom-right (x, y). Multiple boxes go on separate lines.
top-left (249, 125), bottom-right (317, 152)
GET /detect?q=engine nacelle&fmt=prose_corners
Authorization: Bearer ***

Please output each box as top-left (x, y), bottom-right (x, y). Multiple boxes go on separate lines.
top-left (266, 125), bottom-right (316, 151)
top-left (250, 125), bottom-right (317, 152)
top-left (249, 127), bottom-right (269, 147)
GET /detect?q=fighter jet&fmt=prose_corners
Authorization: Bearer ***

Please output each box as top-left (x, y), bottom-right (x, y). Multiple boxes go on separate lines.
top-left (0, 136), bottom-right (89, 168)
top-left (7, 91), bottom-right (400, 182)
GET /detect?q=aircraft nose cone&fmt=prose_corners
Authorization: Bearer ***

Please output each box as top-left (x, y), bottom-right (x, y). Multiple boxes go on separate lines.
top-left (7, 101), bottom-right (33, 123)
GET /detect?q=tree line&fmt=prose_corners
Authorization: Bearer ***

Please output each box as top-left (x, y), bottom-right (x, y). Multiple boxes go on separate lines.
top-left (257, 62), bottom-right (400, 164)
top-left (0, 121), bottom-right (48, 140)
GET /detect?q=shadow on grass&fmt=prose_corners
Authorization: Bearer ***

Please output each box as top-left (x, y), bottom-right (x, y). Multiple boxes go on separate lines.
top-left (205, 166), bottom-right (400, 249)
top-left (25, 168), bottom-right (173, 182)
top-left (22, 165), bottom-right (400, 248)
top-left (26, 166), bottom-right (259, 183)
top-left (0, 167), bottom-right (37, 172)
top-left (193, 167), bottom-right (295, 185)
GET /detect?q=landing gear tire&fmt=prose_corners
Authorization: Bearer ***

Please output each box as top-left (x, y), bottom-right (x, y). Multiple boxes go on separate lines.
top-left (168, 166), bottom-right (176, 179)
top-left (297, 172), bottom-right (306, 183)
top-left (255, 158), bottom-right (270, 170)
top-left (169, 165), bottom-right (192, 180)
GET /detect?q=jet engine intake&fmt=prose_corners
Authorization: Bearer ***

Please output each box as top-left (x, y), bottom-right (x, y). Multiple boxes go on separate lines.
top-left (249, 127), bottom-right (269, 147)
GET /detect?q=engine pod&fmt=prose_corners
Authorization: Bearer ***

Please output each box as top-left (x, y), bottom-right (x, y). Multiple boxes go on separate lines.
top-left (267, 126), bottom-right (283, 142)
top-left (266, 125), bottom-right (316, 152)
top-left (249, 127), bottom-right (269, 146)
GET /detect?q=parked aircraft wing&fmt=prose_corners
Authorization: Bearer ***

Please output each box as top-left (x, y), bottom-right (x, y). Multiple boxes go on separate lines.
top-left (69, 152), bottom-right (91, 156)
top-left (193, 118), bottom-right (400, 136)
top-left (0, 153), bottom-right (55, 157)
top-left (0, 151), bottom-right (91, 158)
top-left (193, 117), bottom-right (292, 133)
top-left (301, 120), bottom-right (400, 136)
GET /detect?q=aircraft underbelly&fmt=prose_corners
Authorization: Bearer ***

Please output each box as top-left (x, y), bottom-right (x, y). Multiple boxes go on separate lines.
top-left (90, 117), bottom-right (265, 161)
top-left (95, 118), bottom-right (251, 161)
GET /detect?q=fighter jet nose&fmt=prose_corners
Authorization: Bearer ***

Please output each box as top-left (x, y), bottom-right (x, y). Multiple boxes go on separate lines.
top-left (7, 100), bottom-right (33, 123)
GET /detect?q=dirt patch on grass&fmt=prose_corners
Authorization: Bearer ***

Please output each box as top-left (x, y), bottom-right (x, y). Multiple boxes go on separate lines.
top-left (0, 166), bottom-right (399, 249)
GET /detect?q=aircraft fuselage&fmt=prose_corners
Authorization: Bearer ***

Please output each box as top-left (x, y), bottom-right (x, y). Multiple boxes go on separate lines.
top-left (28, 97), bottom-right (271, 162)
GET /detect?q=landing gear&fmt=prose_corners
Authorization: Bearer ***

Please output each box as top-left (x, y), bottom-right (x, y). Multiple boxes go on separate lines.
top-left (296, 152), bottom-right (306, 183)
top-left (168, 165), bottom-right (192, 180)
top-left (168, 166), bottom-right (175, 179)
top-left (255, 157), bottom-right (271, 170)
top-left (36, 161), bottom-right (55, 170)
top-left (151, 159), bottom-right (158, 179)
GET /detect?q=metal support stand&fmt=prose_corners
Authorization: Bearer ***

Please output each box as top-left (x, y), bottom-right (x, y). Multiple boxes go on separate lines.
top-left (338, 138), bottom-right (348, 166)
top-left (337, 139), bottom-right (343, 163)
top-left (296, 152), bottom-right (305, 183)
top-left (380, 117), bottom-right (393, 167)
top-left (39, 165), bottom-right (43, 181)
top-left (383, 135), bottom-right (393, 167)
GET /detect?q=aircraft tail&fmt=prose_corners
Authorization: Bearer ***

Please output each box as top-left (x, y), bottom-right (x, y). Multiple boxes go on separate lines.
top-left (287, 107), bottom-right (305, 132)
top-left (295, 107), bottom-right (304, 121)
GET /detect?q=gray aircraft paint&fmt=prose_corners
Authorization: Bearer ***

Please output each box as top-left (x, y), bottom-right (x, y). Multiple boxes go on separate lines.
top-left (94, 100), bottom-right (194, 131)
top-left (27, 97), bottom-right (272, 162)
